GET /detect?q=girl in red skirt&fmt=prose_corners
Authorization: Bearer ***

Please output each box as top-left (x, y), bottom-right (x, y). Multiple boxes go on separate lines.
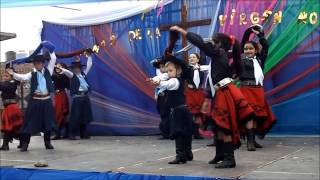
top-left (51, 62), bottom-right (70, 140)
top-left (0, 66), bottom-right (23, 151)
top-left (185, 53), bottom-right (206, 139)
top-left (171, 26), bottom-right (255, 168)
top-left (235, 25), bottom-right (276, 151)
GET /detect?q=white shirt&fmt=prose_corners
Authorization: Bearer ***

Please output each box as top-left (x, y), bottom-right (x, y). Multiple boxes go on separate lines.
top-left (60, 55), bottom-right (93, 91)
top-left (158, 78), bottom-right (180, 91)
top-left (13, 52), bottom-right (57, 82)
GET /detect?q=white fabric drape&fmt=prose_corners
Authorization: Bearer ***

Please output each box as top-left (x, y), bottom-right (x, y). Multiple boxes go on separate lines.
top-left (45, 0), bottom-right (174, 26)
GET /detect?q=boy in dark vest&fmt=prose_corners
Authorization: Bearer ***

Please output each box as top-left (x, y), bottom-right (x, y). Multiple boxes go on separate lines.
top-left (7, 50), bottom-right (57, 152)
top-left (57, 49), bottom-right (93, 140)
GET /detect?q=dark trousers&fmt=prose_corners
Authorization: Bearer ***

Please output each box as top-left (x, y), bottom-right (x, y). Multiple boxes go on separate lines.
top-left (20, 131), bottom-right (51, 146)
top-left (175, 135), bottom-right (192, 160)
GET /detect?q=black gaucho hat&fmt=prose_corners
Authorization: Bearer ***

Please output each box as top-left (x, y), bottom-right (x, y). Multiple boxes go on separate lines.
top-left (163, 55), bottom-right (190, 77)
top-left (150, 58), bottom-right (166, 69)
top-left (27, 53), bottom-right (50, 63)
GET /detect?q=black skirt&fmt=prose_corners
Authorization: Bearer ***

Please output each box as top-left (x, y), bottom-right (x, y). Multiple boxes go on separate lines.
top-left (169, 105), bottom-right (193, 139)
top-left (69, 95), bottom-right (93, 128)
top-left (22, 98), bottom-right (56, 134)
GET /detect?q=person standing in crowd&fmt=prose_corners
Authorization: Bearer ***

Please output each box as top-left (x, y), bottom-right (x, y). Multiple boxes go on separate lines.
top-left (150, 55), bottom-right (193, 164)
top-left (151, 58), bottom-right (170, 140)
top-left (57, 49), bottom-right (94, 140)
top-left (185, 52), bottom-right (206, 139)
top-left (0, 65), bottom-right (23, 151)
top-left (170, 25), bottom-right (255, 168)
top-left (7, 42), bottom-right (57, 152)
top-left (51, 62), bottom-right (70, 140)
top-left (235, 24), bottom-right (276, 151)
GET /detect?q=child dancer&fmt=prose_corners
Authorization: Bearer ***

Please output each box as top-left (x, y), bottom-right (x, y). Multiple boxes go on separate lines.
top-left (57, 49), bottom-right (93, 140)
top-left (7, 43), bottom-right (57, 152)
top-left (0, 65), bottom-right (23, 151)
top-left (235, 25), bottom-right (276, 151)
top-left (185, 52), bottom-right (206, 139)
top-left (170, 26), bottom-right (255, 168)
top-left (150, 55), bottom-right (193, 164)
top-left (151, 58), bottom-right (170, 139)
top-left (51, 62), bottom-right (70, 140)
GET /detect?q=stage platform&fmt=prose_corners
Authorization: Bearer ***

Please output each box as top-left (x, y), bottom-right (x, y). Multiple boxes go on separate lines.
top-left (0, 136), bottom-right (319, 180)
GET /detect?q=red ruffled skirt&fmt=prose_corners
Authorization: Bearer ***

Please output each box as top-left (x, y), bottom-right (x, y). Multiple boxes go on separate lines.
top-left (185, 87), bottom-right (205, 114)
top-left (54, 91), bottom-right (69, 126)
top-left (212, 83), bottom-right (254, 148)
top-left (1, 103), bottom-right (23, 132)
top-left (240, 85), bottom-right (276, 137)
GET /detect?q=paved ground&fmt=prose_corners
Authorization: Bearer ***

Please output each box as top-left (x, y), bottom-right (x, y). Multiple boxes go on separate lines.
top-left (0, 136), bottom-right (319, 180)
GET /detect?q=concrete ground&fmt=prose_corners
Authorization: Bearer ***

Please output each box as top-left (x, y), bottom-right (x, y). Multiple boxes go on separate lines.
top-left (0, 136), bottom-right (319, 180)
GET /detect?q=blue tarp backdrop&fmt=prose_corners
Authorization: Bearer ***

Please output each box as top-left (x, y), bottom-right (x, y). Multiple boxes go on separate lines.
top-left (40, 0), bottom-right (319, 135)
top-left (0, 167), bottom-right (237, 180)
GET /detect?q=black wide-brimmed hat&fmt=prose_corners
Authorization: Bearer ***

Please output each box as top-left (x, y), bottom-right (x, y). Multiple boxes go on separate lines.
top-left (27, 53), bottom-right (50, 63)
top-left (150, 58), bottom-right (166, 68)
top-left (163, 54), bottom-right (190, 76)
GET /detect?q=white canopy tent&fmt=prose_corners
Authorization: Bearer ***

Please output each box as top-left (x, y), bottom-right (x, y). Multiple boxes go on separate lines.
top-left (0, 0), bottom-right (173, 61)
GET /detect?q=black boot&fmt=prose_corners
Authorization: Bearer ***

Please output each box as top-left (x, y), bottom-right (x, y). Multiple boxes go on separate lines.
top-left (169, 136), bottom-right (187, 164)
top-left (247, 129), bottom-right (256, 151)
top-left (44, 132), bottom-right (54, 149)
top-left (20, 134), bottom-right (30, 152)
top-left (208, 139), bottom-right (224, 164)
top-left (185, 136), bottom-right (193, 161)
top-left (0, 133), bottom-right (10, 151)
top-left (215, 142), bottom-right (236, 168)
top-left (80, 124), bottom-right (90, 139)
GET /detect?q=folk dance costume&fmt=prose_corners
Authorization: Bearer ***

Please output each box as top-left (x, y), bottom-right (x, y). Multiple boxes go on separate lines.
top-left (12, 52), bottom-right (57, 152)
top-left (238, 25), bottom-right (276, 150)
top-left (0, 73), bottom-right (23, 151)
top-left (152, 59), bottom-right (170, 139)
top-left (185, 31), bottom-right (255, 168)
top-left (185, 63), bottom-right (206, 139)
top-left (157, 55), bottom-right (193, 164)
top-left (51, 64), bottom-right (70, 140)
top-left (59, 53), bottom-right (93, 140)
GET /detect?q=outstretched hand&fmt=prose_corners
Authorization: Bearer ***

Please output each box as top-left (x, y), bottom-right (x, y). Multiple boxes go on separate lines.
top-left (252, 29), bottom-right (260, 35)
top-left (170, 26), bottom-right (187, 35)
top-left (147, 78), bottom-right (160, 86)
top-left (6, 68), bottom-right (14, 75)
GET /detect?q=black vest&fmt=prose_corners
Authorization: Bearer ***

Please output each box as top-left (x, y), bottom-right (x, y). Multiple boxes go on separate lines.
top-left (186, 65), bottom-right (205, 88)
top-left (30, 68), bottom-right (54, 94)
top-left (166, 78), bottom-right (185, 108)
top-left (239, 56), bottom-right (263, 81)
top-left (70, 72), bottom-right (90, 95)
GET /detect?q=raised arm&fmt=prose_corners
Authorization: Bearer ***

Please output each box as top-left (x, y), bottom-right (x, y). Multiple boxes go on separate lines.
top-left (13, 72), bottom-right (32, 82)
top-left (84, 55), bottom-right (93, 75)
top-left (59, 68), bottom-right (74, 79)
top-left (158, 78), bottom-right (180, 91)
top-left (199, 65), bottom-right (210, 72)
top-left (152, 72), bottom-right (169, 82)
top-left (170, 26), bottom-right (219, 56)
top-left (258, 36), bottom-right (269, 66)
top-left (47, 52), bottom-right (57, 75)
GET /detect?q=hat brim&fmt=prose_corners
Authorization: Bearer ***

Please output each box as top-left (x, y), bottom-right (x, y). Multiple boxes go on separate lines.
top-left (151, 58), bottom-right (166, 68)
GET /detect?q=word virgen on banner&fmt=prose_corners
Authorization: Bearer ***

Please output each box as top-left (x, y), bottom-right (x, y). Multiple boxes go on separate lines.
top-left (219, 9), bottom-right (319, 26)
